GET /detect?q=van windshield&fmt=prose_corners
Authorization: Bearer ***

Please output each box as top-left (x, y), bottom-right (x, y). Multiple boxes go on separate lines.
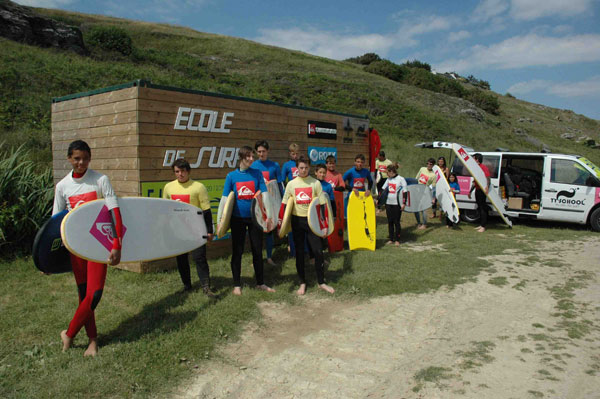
top-left (578, 157), bottom-right (600, 179)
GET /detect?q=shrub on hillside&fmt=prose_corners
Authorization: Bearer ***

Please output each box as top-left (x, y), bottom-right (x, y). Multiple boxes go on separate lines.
top-left (364, 60), bottom-right (408, 82)
top-left (466, 89), bottom-right (500, 115)
top-left (85, 25), bottom-right (133, 56)
top-left (345, 53), bottom-right (381, 65)
top-left (403, 59), bottom-right (431, 72)
top-left (0, 144), bottom-right (53, 256)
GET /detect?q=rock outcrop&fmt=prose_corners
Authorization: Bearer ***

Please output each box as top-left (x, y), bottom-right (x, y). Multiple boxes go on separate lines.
top-left (0, 0), bottom-right (87, 55)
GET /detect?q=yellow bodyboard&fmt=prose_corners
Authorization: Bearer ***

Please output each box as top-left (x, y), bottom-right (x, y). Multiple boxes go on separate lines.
top-left (347, 191), bottom-right (376, 251)
top-left (278, 197), bottom-right (295, 239)
top-left (216, 192), bottom-right (235, 238)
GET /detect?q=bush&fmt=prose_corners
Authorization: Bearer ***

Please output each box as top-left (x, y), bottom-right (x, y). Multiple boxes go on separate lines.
top-left (466, 89), bottom-right (500, 115)
top-left (403, 59), bottom-right (431, 72)
top-left (85, 25), bottom-right (133, 56)
top-left (345, 53), bottom-right (381, 65)
top-left (0, 144), bottom-right (53, 256)
top-left (364, 60), bottom-right (407, 82)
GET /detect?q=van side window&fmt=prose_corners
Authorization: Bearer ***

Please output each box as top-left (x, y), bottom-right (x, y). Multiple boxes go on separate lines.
top-left (551, 159), bottom-right (595, 186)
top-left (482, 156), bottom-right (500, 178)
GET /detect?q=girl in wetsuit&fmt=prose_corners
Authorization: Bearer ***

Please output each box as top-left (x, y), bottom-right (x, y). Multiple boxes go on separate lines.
top-left (52, 140), bottom-right (123, 356)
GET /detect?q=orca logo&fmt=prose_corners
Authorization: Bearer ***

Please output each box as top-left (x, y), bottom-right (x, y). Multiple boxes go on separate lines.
top-left (557, 188), bottom-right (577, 199)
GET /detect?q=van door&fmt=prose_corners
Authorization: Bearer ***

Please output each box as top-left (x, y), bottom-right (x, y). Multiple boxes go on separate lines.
top-left (540, 157), bottom-right (598, 223)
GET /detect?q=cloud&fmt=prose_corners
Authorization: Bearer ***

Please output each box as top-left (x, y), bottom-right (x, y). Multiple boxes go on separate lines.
top-left (254, 28), bottom-right (397, 60)
top-left (472, 0), bottom-right (510, 22)
top-left (508, 76), bottom-right (600, 98)
top-left (13, 0), bottom-right (76, 7)
top-left (435, 33), bottom-right (600, 72)
top-left (254, 14), bottom-right (454, 60)
top-left (448, 30), bottom-right (472, 43)
top-left (510, 0), bottom-right (595, 20)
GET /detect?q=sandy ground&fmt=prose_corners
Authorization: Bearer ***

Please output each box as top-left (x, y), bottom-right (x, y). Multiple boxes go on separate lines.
top-left (174, 238), bottom-right (600, 399)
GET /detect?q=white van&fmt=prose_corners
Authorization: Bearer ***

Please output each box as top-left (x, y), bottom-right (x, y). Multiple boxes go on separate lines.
top-left (449, 151), bottom-right (600, 231)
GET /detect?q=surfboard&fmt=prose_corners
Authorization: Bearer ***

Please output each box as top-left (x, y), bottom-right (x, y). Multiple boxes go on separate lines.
top-left (278, 197), bottom-right (294, 238)
top-left (432, 165), bottom-right (460, 224)
top-left (216, 192), bottom-right (235, 238)
top-left (451, 143), bottom-right (512, 227)
top-left (251, 180), bottom-right (280, 233)
top-left (32, 210), bottom-right (71, 274)
top-left (404, 184), bottom-right (433, 213)
top-left (308, 193), bottom-right (335, 238)
top-left (347, 191), bottom-right (376, 251)
top-left (61, 197), bottom-right (207, 263)
top-left (327, 191), bottom-right (345, 253)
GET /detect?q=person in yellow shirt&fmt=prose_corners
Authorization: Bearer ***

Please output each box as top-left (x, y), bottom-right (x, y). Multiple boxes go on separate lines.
top-left (163, 158), bottom-right (215, 297)
top-left (282, 156), bottom-right (335, 295)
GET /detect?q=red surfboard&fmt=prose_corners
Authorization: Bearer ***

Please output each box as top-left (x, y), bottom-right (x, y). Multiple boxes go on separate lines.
top-left (327, 191), bottom-right (345, 252)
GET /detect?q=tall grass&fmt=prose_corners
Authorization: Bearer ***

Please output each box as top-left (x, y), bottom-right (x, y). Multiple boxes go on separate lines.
top-left (0, 143), bottom-right (53, 256)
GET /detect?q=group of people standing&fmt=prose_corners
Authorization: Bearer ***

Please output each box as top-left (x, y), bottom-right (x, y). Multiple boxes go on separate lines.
top-left (52, 137), bottom-right (491, 356)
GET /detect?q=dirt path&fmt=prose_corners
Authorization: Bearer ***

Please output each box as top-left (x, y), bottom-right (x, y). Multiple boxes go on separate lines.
top-left (175, 238), bottom-right (600, 399)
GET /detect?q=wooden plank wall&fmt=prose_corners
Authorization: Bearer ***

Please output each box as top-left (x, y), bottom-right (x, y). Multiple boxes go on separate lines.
top-left (51, 87), bottom-right (141, 196)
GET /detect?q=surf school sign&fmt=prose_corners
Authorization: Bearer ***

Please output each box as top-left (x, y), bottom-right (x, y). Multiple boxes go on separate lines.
top-left (308, 147), bottom-right (337, 165)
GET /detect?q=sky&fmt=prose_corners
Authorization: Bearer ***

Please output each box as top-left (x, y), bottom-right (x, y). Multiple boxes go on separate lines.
top-left (15, 0), bottom-right (600, 121)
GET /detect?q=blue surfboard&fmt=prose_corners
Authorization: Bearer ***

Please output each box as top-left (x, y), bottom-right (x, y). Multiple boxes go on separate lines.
top-left (32, 210), bottom-right (71, 274)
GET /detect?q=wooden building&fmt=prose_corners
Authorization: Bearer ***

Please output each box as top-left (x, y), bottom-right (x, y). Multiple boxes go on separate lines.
top-left (52, 80), bottom-right (370, 272)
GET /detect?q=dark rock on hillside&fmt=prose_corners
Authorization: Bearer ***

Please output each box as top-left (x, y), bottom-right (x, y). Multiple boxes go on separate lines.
top-left (0, 0), bottom-right (87, 55)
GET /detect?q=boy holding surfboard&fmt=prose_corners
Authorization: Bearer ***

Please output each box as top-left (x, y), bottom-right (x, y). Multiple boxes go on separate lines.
top-left (217, 146), bottom-right (276, 296)
top-left (282, 156), bottom-right (335, 295)
top-left (414, 158), bottom-right (436, 229)
top-left (381, 163), bottom-right (407, 246)
top-left (325, 155), bottom-right (345, 191)
top-left (343, 154), bottom-right (374, 197)
top-left (252, 140), bottom-right (283, 266)
top-left (163, 158), bottom-right (215, 297)
top-left (53, 140), bottom-right (123, 356)
top-left (281, 143), bottom-right (300, 257)
top-left (468, 153), bottom-right (491, 233)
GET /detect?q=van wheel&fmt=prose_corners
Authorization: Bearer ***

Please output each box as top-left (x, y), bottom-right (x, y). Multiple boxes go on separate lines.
top-left (461, 209), bottom-right (480, 224)
top-left (590, 207), bottom-right (600, 232)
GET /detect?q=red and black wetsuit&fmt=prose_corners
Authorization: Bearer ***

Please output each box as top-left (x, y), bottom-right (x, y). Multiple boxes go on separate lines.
top-left (53, 169), bottom-right (122, 340)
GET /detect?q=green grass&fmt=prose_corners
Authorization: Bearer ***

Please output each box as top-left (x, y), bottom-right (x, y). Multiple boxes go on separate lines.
top-left (2, 217), bottom-right (586, 398)
top-left (488, 276), bottom-right (508, 287)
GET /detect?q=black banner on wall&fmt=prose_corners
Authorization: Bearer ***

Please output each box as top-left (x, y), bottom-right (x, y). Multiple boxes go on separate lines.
top-left (307, 120), bottom-right (337, 140)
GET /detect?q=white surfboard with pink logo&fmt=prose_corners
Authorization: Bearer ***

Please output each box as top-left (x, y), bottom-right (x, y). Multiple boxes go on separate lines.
top-left (61, 197), bottom-right (207, 263)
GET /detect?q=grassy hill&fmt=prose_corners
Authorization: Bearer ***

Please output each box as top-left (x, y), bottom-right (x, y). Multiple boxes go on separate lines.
top-left (2, 6), bottom-right (599, 174)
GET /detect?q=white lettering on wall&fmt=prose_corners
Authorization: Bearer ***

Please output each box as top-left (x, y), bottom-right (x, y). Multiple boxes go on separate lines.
top-left (173, 107), bottom-right (234, 133)
top-left (164, 147), bottom-right (241, 168)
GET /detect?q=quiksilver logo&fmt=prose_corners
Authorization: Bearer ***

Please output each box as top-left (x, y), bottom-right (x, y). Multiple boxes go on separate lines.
top-left (238, 186), bottom-right (254, 196)
top-left (296, 192), bottom-right (311, 202)
top-left (354, 180), bottom-right (364, 188)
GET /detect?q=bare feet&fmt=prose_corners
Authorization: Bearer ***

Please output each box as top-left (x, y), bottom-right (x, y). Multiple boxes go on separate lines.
top-left (266, 258), bottom-right (277, 266)
top-left (61, 330), bottom-right (72, 352)
top-left (394, 241), bottom-right (400, 247)
top-left (477, 227), bottom-right (486, 233)
top-left (256, 284), bottom-right (276, 293)
top-left (297, 284), bottom-right (306, 296)
top-left (417, 224), bottom-right (427, 230)
top-left (233, 286), bottom-right (242, 296)
top-left (84, 339), bottom-right (98, 357)
top-left (319, 283), bottom-right (335, 294)
top-left (386, 240), bottom-right (393, 245)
